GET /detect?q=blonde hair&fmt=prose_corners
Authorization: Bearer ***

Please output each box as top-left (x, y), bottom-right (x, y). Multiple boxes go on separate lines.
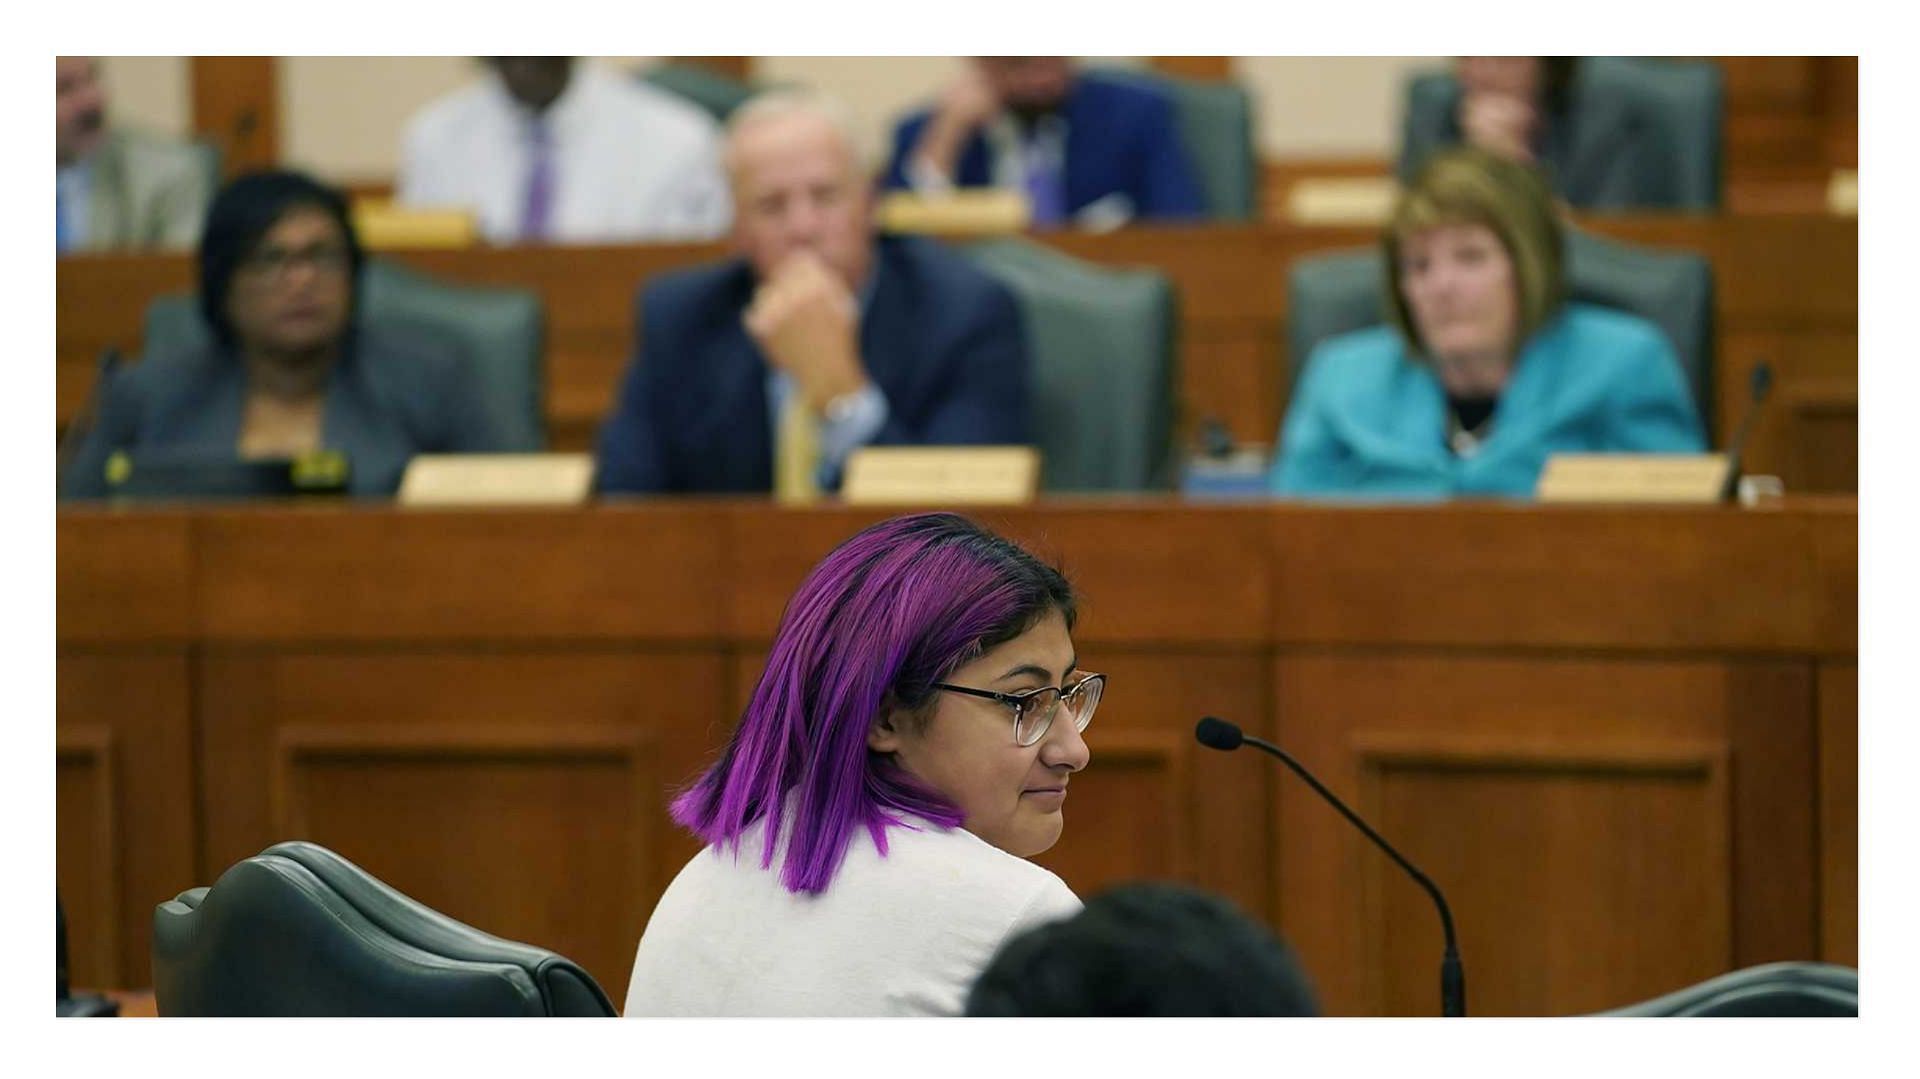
top-left (1381, 147), bottom-right (1567, 357)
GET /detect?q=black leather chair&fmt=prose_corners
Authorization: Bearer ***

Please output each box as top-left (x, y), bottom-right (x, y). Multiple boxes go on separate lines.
top-left (1596, 962), bottom-right (1858, 1017)
top-left (152, 841), bottom-right (617, 1016)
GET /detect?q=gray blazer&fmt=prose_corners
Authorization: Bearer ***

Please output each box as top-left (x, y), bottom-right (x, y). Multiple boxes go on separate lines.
top-left (82, 129), bottom-right (215, 252)
top-left (60, 323), bottom-right (513, 499)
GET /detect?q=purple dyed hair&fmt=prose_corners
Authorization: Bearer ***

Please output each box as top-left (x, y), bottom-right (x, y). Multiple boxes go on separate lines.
top-left (670, 512), bottom-right (1077, 895)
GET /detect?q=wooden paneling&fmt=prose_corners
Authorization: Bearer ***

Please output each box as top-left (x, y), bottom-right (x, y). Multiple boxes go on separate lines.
top-left (196, 648), bottom-right (729, 1004)
top-left (724, 504), bottom-right (1274, 647)
top-left (190, 57), bottom-right (278, 176)
top-left (56, 726), bottom-right (120, 992)
top-left (1149, 58), bottom-right (1233, 81)
top-left (56, 500), bottom-right (1853, 1010)
top-left (1032, 730), bottom-right (1194, 894)
top-left (670, 57), bottom-right (751, 81)
top-left (1359, 736), bottom-right (1729, 1016)
top-left (1274, 653), bottom-right (1813, 1016)
top-left (52, 217), bottom-right (1857, 487)
top-left (273, 722), bottom-right (656, 1005)
top-left (56, 510), bottom-right (194, 644)
top-left (192, 504), bottom-right (730, 643)
top-left (56, 652), bottom-right (195, 989)
top-left (1818, 662), bottom-right (1857, 966)
top-left (1268, 505), bottom-right (1820, 653)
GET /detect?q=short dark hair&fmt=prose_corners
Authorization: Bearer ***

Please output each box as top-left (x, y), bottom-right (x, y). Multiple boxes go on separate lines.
top-left (965, 882), bottom-right (1321, 1016)
top-left (197, 169), bottom-right (363, 348)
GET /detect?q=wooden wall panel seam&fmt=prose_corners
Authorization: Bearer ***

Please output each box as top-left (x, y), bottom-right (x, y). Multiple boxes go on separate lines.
top-left (56, 725), bottom-right (121, 989)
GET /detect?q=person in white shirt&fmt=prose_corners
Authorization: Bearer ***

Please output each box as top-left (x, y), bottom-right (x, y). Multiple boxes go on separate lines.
top-left (623, 512), bottom-right (1104, 1016)
top-left (397, 57), bottom-right (729, 244)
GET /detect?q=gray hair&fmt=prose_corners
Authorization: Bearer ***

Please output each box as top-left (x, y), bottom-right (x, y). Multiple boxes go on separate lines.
top-left (723, 88), bottom-right (869, 175)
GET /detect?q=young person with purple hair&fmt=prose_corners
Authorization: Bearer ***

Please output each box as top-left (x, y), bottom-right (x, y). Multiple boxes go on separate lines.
top-left (623, 512), bottom-right (1103, 1015)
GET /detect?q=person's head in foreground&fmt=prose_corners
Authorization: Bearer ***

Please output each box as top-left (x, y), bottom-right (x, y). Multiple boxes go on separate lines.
top-left (1381, 145), bottom-right (1565, 400)
top-left (966, 881), bottom-right (1321, 1016)
top-left (672, 511), bottom-right (1101, 893)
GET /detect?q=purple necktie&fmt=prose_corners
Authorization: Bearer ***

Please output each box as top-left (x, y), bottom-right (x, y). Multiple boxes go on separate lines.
top-left (1023, 136), bottom-right (1066, 229)
top-left (520, 118), bottom-right (555, 242)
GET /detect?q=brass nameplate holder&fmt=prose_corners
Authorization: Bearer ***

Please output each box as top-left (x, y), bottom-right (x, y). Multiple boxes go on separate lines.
top-left (876, 191), bottom-right (1031, 235)
top-left (1536, 453), bottom-right (1731, 503)
top-left (399, 454), bottom-right (595, 506)
top-left (351, 199), bottom-right (480, 249)
top-left (841, 446), bottom-right (1040, 506)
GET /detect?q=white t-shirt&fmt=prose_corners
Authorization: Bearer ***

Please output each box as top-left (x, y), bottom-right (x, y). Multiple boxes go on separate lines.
top-left (397, 63), bottom-right (730, 244)
top-left (623, 812), bottom-right (1082, 1016)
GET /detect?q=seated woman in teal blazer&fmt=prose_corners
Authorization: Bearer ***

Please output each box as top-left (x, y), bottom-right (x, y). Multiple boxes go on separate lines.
top-left (1270, 147), bottom-right (1704, 499)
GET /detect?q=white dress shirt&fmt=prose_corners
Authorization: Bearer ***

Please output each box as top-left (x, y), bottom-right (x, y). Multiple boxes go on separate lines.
top-left (397, 63), bottom-right (730, 244)
top-left (623, 812), bottom-right (1083, 1016)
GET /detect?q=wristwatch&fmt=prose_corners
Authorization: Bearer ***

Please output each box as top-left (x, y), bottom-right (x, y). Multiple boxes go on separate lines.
top-left (823, 389), bottom-right (864, 425)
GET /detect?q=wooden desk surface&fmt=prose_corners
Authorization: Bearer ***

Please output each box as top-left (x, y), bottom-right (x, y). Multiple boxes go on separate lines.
top-left (55, 216), bottom-right (1858, 491)
top-left (56, 497), bottom-right (1856, 1015)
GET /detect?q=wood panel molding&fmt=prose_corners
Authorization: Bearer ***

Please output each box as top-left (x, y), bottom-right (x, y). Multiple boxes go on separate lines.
top-left (1817, 663), bottom-right (1857, 965)
top-left (190, 57), bottom-right (278, 176)
top-left (1353, 734), bottom-right (1731, 1015)
top-left (56, 725), bottom-right (121, 990)
top-left (1037, 729), bottom-right (1196, 887)
top-left (271, 721), bottom-right (656, 840)
top-left (1149, 58), bottom-right (1233, 81)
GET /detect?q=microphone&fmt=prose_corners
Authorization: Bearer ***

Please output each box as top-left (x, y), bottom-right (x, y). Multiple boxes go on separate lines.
top-left (56, 347), bottom-right (122, 488)
top-left (1195, 716), bottom-right (1466, 1017)
top-left (1717, 361), bottom-right (1775, 502)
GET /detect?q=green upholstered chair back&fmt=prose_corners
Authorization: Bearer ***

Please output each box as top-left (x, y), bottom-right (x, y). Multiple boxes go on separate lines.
top-left (1400, 57), bottom-right (1723, 211)
top-left (1595, 962), bottom-right (1857, 1017)
top-left (152, 841), bottom-right (618, 1016)
top-left (143, 258), bottom-right (546, 450)
top-left (637, 61), bottom-right (758, 123)
top-left (1598, 56), bottom-right (1724, 212)
top-left (1284, 228), bottom-right (1716, 437)
top-left (964, 237), bottom-right (1179, 491)
top-left (1082, 67), bottom-right (1258, 222)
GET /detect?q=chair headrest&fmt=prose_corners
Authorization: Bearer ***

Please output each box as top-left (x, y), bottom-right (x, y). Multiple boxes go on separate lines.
top-left (153, 843), bottom-right (616, 1016)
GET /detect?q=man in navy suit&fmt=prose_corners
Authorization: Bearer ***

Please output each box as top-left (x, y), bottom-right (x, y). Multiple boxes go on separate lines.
top-left (884, 58), bottom-right (1205, 229)
top-left (595, 91), bottom-right (1032, 495)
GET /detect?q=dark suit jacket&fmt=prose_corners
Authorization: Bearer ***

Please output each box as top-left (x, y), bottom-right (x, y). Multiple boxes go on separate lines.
top-left (1398, 61), bottom-right (1706, 211)
top-left (883, 75), bottom-right (1205, 224)
top-left (59, 324), bottom-right (511, 499)
top-left (594, 235), bottom-right (1031, 494)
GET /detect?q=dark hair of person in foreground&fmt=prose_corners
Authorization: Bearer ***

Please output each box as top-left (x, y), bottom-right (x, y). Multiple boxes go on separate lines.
top-left (965, 881), bottom-right (1321, 1017)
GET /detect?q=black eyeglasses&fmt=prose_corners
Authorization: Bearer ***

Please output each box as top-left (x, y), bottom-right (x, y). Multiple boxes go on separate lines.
top-left (930, 672), bottom-right (1106, 747)
top-left (239, 243), bottom-right (350, 283)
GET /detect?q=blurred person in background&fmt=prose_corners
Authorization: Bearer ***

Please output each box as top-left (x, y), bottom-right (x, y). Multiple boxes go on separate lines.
top-left (595, 90), bottom-right (1030, 495)
top-left (60, 170), bottom-right (511, 498)
top-left (1271, 147), bottom-right (1704, 498)
top-left (397, 57), bottom-right (729, 244)
top-left (56, 56), bottom-right (214, 252)
top-left (966, 881), bottom-right (1320, 1016)
top-left (885, 57), bottom-right (1205, 229)
top-left (1399, 57), bottom-right (1687, 210)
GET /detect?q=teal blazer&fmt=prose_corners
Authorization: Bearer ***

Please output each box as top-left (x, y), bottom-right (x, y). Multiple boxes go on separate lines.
top-left (1270, 303), bottom-right (1706, 499)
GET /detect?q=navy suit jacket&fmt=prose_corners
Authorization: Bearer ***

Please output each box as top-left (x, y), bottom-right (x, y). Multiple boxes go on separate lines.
top-left (595, 235), bottom-right (1032, 494)
top-left (883, 76), bottom-right (1205, 224)
top-left (59, 324), bottom-right (509, 499)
